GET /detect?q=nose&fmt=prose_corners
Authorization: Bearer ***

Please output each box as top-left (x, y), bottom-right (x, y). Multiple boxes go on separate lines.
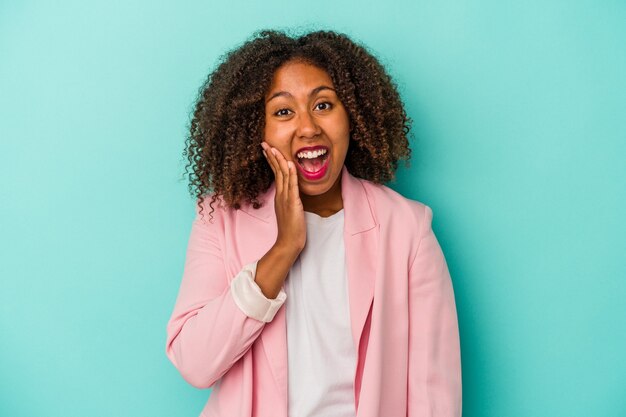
top-left (295, 110), bottom-right (321, 138)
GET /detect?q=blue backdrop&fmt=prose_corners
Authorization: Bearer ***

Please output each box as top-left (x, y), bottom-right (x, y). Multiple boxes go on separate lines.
top-left (1, 1), bottom-right (624, 416)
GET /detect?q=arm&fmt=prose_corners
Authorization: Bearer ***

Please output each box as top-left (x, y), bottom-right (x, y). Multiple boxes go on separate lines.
top-left (165, 206), bottom-right (286, 389)
top-left (407, 205), bottom-right (462, 416)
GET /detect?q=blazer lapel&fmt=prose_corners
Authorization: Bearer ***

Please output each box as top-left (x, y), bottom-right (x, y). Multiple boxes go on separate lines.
top-left (340, 165), bottom-right (378, 356)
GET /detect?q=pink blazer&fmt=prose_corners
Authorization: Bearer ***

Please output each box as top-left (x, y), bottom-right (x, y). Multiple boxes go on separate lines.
top-left (165, 165), bottom-right (462, 417)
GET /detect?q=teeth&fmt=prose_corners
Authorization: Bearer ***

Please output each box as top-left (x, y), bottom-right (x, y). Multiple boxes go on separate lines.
top-left (297, 148), bottom-right (327, 159)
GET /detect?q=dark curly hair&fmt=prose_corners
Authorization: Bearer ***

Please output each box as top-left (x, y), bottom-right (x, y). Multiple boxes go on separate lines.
top-left (182, 28), bottom-right (413, 222)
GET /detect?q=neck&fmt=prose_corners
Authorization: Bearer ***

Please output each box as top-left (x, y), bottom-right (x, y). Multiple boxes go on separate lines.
top-left (300, 173), bottom-right (343, 217)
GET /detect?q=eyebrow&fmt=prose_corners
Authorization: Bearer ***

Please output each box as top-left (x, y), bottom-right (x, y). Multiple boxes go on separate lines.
top-left (265, 85), bottom-right (336, 103)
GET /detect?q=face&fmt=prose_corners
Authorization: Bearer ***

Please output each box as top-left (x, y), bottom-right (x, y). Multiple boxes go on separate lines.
top-left (263, 60), bottom-right (350, 201)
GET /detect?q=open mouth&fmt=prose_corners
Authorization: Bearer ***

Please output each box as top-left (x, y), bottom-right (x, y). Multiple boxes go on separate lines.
top-left (294, 148), bottom-right (331, 181)
top-left (296, 151), bottom-right (330, 173)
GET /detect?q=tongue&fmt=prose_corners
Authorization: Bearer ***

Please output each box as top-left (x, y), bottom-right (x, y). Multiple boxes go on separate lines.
top-left (300, 156), bottom-right (324, 172)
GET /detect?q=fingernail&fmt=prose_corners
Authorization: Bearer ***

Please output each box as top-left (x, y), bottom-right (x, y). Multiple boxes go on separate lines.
top-left (262, 150), bottom-right (267, 157)
top-left (271, 148), bottom-right (277, 156)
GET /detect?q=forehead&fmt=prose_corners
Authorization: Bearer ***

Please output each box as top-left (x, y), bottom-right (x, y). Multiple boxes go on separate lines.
top-left (266, 61), bottom-right (334, 96)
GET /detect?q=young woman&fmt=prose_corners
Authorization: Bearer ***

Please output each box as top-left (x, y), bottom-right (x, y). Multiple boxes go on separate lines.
top-left (165, 29), bottom-right (462, 417)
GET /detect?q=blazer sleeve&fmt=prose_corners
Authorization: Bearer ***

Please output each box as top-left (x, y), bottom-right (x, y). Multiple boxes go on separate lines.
top-left (165, 204), bottom-right (284, 389)
top-left (407, 205), bottom-right (462, 416)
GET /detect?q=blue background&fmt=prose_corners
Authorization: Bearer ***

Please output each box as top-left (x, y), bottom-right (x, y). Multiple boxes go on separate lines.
top-left (1, 1), bottom-right (624, 416)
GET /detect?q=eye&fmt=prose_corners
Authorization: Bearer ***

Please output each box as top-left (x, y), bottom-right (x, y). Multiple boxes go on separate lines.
top-left (315, 101), bottom-right (333, 111)
top-left (274, 108), bottom-right (292, 117)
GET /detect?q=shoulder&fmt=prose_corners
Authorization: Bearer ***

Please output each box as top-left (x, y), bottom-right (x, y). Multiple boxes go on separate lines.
top-left (193, 193), bottom-right (231, 227)
top-left (357, 177), bottom-right (435, 259)
top-left (358, 177), bottom-right (431, 228)
top-left (193, 190), bottom-right (274, 228)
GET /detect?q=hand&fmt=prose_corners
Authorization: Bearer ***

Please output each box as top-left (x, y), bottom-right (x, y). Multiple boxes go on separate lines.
top-left (261, 141), bottom-right (306, 255)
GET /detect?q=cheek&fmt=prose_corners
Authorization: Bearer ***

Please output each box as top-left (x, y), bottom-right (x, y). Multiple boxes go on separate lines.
top-left (262, 123), bottom-right (271, 140)
top-left (263, 120), bottom-right (288, 141)
top-left (335, 139), bottom-right (350, 165)
top-left (264, 140), bottom-right (289, 160)
top-left (332, 126), bottom-right (350, 153)
top-left (331, 112), bottom-right (351, 140)
top-left (264, 125), bottom-right (294, 155)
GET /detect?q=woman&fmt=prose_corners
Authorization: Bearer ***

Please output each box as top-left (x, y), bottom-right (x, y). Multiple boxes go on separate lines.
top-left (165, 29), bottom-right (462, 417)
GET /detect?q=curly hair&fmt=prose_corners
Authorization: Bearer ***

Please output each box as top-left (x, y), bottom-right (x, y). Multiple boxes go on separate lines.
top-left (182, 28), bottom-right (413, 223)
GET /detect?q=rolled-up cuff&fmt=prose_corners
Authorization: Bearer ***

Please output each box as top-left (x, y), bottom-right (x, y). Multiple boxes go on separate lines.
top-left (230, 260), bottom-right (287, 323)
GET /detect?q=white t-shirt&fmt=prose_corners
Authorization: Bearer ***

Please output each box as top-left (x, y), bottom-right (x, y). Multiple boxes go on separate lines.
top-left (284, 208), bottom-right (356, 417)
top-left (230, 208), bottom-right (357, 417)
